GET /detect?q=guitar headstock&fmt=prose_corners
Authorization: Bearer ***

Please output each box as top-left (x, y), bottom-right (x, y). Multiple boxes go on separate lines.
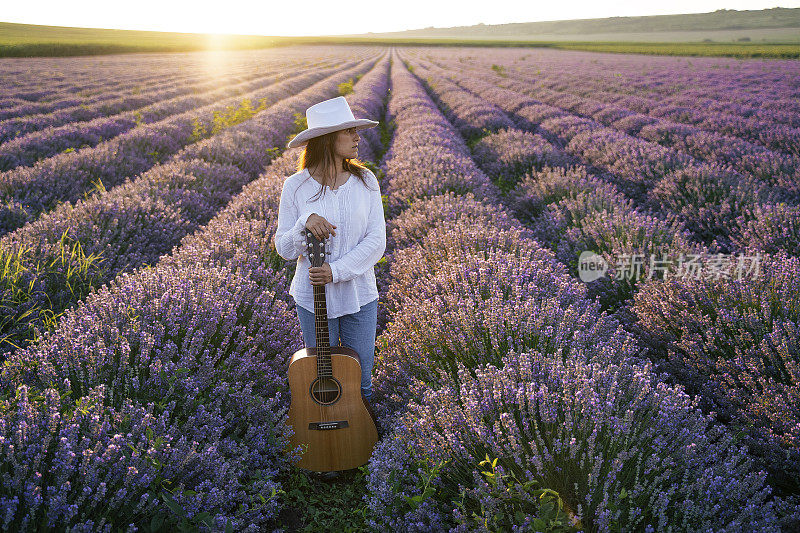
top-left (304, 230), bottom-right (331, 267)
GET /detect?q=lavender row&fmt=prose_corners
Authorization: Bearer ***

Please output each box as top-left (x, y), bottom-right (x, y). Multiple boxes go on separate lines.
top-left (0, 267), bottom-right (293, 532)
top-left (0, 55), bottom-right (383, 361)
top-left (0, 47), bottom-right (313, 105)
top-left (403, 57), bottom-right (699, 225)
top-left (403, 52), bottom-right (800, 527)
top-left (412, 56), bottom-right (799, 257)
top-left (0, 58), bottom-right (339, 170)
top-left (0, 55), bottom-right (324, 147)
top-left (629, 251), bottom-right (800, 526)
top-left (403, 52), bottom-right (699, 333)
top-left (0, 60), bottom-right (256, 123)
top-left (0, 52), bottom-right (374, 236)
top-left (406, 55), bottom-right (693, 201)
top-left (376, 66), bottom-right (499, 217)
top-left (0, 54), bottom-right (192, 97)
top-left (489, 67), bottom-right (800, 181)
top-left (404, 57), bottom-right (708, 314)
top-left (445, 122), bottom-right (800, 523)
top-left (528, 67), bottom-right (800, 157)
top-left (431, 51), bottom-right (800, 157)
top-left (413, 51), bottom-right (800, 186)
top-left (0, 48), bottom-right (329, 119)
top-left (0, 68), bottom-right (205, 122)
top-left (0, 60), bottom-right (174, 105)
top-left (364, 52), bottom-right (781, 532)
top-left (0, 54), bottom-right (391, 531)
top-left (419, 47), bottom-right (800, 125)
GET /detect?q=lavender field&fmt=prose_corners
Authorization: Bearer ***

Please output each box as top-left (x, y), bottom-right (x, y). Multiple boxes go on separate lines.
top-left (0, 44), bottom-right (798, 532)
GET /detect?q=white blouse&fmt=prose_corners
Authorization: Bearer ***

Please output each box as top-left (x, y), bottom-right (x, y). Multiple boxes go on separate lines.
top-left (273, 167), bottom-right (386, 319)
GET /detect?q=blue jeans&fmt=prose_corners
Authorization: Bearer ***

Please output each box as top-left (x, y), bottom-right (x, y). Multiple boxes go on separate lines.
top-left (295, 298), bottom-right (378, 400)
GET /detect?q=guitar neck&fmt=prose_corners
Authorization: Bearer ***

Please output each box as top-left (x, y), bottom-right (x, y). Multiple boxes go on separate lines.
top-left (313, 283), bottom-right (332, 377)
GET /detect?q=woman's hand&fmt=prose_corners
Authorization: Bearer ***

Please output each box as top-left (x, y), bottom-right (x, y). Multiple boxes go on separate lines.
top-left (305, 213), bottom-right (337, 241)
top-left (309, 262), bottom-right (333, 285)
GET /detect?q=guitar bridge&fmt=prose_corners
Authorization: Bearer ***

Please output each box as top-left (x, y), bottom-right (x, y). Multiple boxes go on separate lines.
top-left (309, 420), bottom-right (349, 430)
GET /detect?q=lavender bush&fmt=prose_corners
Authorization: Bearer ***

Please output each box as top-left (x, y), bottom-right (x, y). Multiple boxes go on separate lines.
top-left (368, 350), bottom-right (779, 531)
top-left (386, 190), bottom-right (518, 254)
top-left (375, 235), bottom-right (639, 415)
top-left (1, 264), bottom-right (300, 531)
top-left (631, 250), bottom-right (800, 528)
top-left (472, 128), bottom-right (574, 193)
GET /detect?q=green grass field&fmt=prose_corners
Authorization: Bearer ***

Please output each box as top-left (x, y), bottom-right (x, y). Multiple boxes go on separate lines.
top-left (1, 21), bottom-right (799, 58)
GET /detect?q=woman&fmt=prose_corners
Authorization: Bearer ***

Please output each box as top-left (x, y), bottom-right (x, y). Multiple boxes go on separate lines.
top-left (273, 96), bottom-right (385, 407)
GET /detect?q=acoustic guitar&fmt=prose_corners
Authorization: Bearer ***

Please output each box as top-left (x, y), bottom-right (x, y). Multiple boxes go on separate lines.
top-left (284, 228), bottom-right (379, 472)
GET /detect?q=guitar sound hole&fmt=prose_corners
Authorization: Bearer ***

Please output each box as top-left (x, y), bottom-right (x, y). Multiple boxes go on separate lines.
top-left (311, 377), bottom-right (342, 404)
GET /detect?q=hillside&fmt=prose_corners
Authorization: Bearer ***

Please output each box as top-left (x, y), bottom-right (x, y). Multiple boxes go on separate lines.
top-left (1, 7), bottom-right (799, 57)
top-left (348, 7), bottom-right (800, 42)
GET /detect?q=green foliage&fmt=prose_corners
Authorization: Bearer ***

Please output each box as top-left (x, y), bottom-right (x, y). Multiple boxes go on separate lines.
top-left (188, 97), bottom-right (268, 144)
top-left (293, 112), bottom-right (308, 132)
top-left (534, 40), bottom-right (800, 58)
top-left (286, 112), bottom-right (309, 148)
top-left (403, 456), bottom-right (449, 510)
top-left (452, 454), bottom-right (577, 532)
top-left (0, 230), bottom-right (107, 354)
top-left (491, 64), bottom-right (507, 77)
top-left (272, 465), bottom-right (371, 532)
top-left (382, 448), bottom-right (579, 531)
top-left (338, 78), bottom-right (355, 96)
top-left (83, 176), bottom-right (107, 200)
top-left (376, 117), bottom-right (395, 162)
top-left (210, 97), bottom-right (268, 135)
top-left (189, 117), bottom-right (206, 143)
top-left (146, 150), bottom-right (162, 164)
top-left (465, 127), bottom-right (492, 150)
top-left (379, 194), bottom-right (389, 222)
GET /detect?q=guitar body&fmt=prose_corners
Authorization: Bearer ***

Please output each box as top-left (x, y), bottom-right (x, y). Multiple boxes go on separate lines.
top-left (284, 345), bottom-right (379, 471)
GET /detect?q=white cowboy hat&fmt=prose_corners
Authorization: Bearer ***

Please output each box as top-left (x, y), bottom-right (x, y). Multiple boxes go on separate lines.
top-left (287, 96), bottom-right (379, 149)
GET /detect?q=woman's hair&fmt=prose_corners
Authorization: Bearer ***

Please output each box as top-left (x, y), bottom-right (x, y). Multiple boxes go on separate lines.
top-left (297, 129), bottom-right (377, 202)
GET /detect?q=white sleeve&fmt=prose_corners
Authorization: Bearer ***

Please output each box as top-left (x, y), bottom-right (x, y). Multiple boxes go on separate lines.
top-left (274, 179), bottom-right (317, 261)
top-left (329, 173), bottom-right (386, 283)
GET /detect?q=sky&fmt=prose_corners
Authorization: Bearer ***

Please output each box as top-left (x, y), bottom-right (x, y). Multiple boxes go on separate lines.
top-left (2, 1), bottom-right (799, 36)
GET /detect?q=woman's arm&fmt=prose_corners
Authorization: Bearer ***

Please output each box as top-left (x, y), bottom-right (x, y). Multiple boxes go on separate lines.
top-left (329, 174), bottom-right (386, 283)
top-left (274, 179), bottom-right (316, 261)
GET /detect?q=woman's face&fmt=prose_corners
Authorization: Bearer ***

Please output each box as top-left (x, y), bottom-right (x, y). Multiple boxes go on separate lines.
top-left (333, 127), bottom-right (359, 160)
